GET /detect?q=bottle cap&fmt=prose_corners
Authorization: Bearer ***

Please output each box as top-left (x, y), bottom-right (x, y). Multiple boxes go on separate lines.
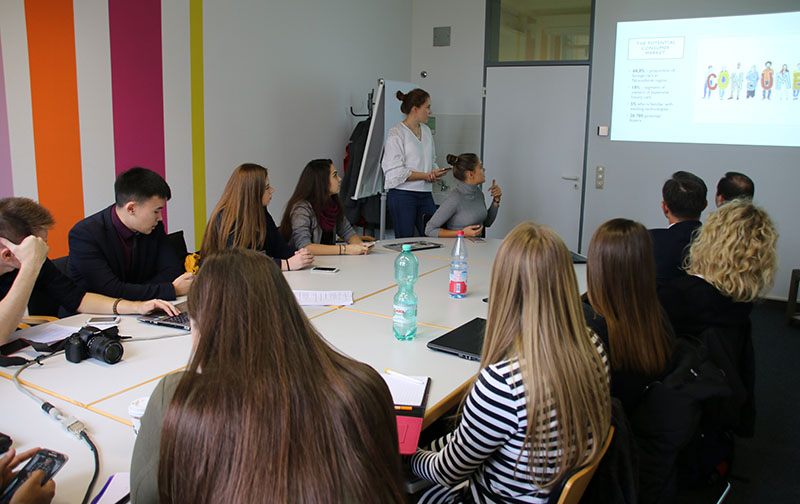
top-left (402, 244), bottom-right (412, 252)
top-left (457, 230), bottom-right (464, 237)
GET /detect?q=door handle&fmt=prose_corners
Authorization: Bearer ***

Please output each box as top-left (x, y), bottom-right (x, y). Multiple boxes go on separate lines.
top-left (561, 175), bottom-right (579, 181)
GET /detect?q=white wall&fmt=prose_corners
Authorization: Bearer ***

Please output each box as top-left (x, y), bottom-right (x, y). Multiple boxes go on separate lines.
top-left (583, 0), bottom-right (800, 299)
top-left (410, 0), bottom-right (485, 199)
top-left (203, 0), bottom-right (411, 230)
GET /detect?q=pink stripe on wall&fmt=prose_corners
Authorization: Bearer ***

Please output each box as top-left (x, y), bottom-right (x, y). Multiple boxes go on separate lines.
top-left (108, 0), bottom-right (168, 224)
top-left (0, 34), bottom-right (13, 198)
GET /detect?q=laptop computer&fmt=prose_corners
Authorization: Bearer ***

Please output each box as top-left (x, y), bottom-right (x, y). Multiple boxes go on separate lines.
top-left (137, 301), bottom-right (190, 331)
top-left (426, 317), bottom-right (486, 361)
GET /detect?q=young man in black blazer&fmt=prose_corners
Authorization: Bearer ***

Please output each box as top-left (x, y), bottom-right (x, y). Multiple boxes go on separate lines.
top-left (649, 171), bottom-right (707, 286)
top-left (68, 167), bottom-right (193, 301)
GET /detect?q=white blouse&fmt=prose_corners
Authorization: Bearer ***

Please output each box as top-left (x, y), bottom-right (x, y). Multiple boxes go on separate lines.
top-left (381, 122), bottom-right (438, 192)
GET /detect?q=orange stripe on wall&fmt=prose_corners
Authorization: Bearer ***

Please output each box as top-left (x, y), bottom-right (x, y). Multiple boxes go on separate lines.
top-left (25, 0), bottom-right (84, 257)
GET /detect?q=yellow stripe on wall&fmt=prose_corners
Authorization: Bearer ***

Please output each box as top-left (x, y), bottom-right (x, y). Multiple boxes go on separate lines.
top-left (190, 0), bottom-right (206, 251)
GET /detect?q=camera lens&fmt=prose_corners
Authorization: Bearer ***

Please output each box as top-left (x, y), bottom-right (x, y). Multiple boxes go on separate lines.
top-left (86, 334), bottom-right (123, 364)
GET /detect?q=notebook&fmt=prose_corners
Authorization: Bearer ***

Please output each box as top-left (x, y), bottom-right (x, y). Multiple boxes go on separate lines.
top-left (137, 301), bottom-right (190, 331)
top-left (380, 372), bottom-right (431, 455)
top-left (426, 317), bottom-right (486, 361)
top-left (383, 241), bottom-right (443, 252)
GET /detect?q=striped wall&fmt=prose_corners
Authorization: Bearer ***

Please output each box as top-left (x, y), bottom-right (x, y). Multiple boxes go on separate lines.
top-left (0, 0), bottom-right (206, 256)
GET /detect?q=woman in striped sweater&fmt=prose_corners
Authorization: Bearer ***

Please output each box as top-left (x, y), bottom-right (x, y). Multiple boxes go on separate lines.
top-left (410, 222), bottom-right (612, 503)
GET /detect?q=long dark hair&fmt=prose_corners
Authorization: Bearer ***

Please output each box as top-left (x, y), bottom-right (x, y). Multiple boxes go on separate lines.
top-left (587, 218), bottom-right (673, 374)
top-left (279, 159), bottom-right (342, 241)
top-left (200, 163), bottom-right (268, 257)
top-left (158, 249), bottom-right (404, 503)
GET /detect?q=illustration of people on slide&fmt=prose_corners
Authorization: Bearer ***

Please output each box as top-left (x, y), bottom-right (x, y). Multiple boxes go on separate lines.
top-left (746, 65), bottom-right (759, 99)
top-left (703, 65), bottom-right (715, 99)
top-left (761, 61), bottom-right (773, 100)
top-left (794, 63), bottom-right (800, 100)
top-left (729, 63), bottom-right (743, 100)
top-left (717, 66), bottom-right (729, 99)
top-left (776, 63), bottom-right (790, 100)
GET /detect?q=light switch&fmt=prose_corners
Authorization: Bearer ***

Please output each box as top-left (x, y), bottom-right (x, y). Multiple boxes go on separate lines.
top-left (597, 126), bottom-right (609, 136)
top-left (595, 166), bottom-right (605, 189)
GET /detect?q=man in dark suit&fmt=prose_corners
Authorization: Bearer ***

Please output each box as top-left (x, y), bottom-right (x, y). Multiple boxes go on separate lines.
top-left (715, 171), bottom-right (754, 207)
top-left (69, 167), bottom-right (193, 300)
top-left (649, 171), bottom-right (707, 286)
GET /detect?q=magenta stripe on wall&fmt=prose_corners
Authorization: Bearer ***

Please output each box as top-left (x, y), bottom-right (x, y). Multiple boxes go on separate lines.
top-left (0, 34), bottom-right (14, 197)
top-left (108, 0), bottom-right (168, 224)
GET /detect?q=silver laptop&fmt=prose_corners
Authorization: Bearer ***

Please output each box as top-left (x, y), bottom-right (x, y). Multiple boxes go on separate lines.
top-left (137, 301), bottom-right (190, 331)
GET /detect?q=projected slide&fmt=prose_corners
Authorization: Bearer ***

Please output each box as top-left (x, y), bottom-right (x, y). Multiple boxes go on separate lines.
top-left (610, 11), bottom-right (800, 147)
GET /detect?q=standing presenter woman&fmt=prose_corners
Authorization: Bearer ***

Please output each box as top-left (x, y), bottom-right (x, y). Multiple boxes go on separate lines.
top-left (381, 88), bottom-right (450, 238)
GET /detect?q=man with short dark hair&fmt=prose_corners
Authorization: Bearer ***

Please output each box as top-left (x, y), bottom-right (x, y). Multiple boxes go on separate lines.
top-left (649, 171), bottom-right (708, 286)
top-left (69, 167), bottom-right (192, 301)
top-left (715, 171), bottom-right (754, 207)
top-left (0, 197), bottom-right (177, 346)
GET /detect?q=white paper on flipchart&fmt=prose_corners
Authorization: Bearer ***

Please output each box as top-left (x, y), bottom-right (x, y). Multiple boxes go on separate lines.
top-left (292, 290), bottom-right (354, 306)
top-left (12, 323), bottom-right (77, 344)
top-left (380, 373), bottom-right (429, 406)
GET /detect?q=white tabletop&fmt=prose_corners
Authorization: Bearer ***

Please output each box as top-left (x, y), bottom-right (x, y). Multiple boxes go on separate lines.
top-left (2, 237), bottom-right (588, 501)
top-left (0, 377), bottom-right (135, 504)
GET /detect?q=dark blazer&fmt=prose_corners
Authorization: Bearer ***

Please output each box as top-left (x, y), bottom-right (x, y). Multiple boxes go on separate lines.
top-left (649, 220), bottom-right (701, 286)
top-left (68, 205), bottom-right (183, 300)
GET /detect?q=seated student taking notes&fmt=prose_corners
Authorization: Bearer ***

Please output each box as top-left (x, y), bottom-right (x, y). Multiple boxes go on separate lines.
top-left (410, 222), bottom-right (610, 503)
top-left (0, 198), bottom-right (177, 346)
top-left (279, 159), bottom-right (371, 255)
top-left (69, 167), bottom-right (192, 301)
top-left (424, 154), bottom-right (501, 238)
top-left (130, 249), bottom-right (404, 503)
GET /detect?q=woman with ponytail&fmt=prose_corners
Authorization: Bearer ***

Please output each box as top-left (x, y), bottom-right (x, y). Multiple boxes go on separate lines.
top-left (424, 153), bottom-right (502, 238)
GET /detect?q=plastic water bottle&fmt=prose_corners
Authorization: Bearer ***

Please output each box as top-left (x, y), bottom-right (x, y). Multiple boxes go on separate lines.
top-left (449, 231), bottom-right (468, 298)
top-left (393, 244), bottom-right (418, 341)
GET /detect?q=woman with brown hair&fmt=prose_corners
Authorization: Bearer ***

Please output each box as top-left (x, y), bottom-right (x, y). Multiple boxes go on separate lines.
top-left (409, 222), bottom-right (610, 503)
top-left (381, 88), bottom-right (450, 238)
top-left (278, 159), bottom-right (371, 255)
top-left (200, 163), bottom-right (313, 271)
top-left (585, 218), bottom-right (674, 412)
top-left (130, 248), bottom-right (405, 503)
top-left (424, 153), bottom-right (502, 238)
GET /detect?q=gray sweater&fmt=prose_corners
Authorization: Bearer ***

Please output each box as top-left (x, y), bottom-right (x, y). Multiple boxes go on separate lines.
top-left (288, 200), bottom-right (357, 249)
top-left (425, 181), bottom-right (498, 237)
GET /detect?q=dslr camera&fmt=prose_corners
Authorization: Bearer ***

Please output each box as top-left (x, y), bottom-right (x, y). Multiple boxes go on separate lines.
top-left (65, 325), bottom-right (124, 364)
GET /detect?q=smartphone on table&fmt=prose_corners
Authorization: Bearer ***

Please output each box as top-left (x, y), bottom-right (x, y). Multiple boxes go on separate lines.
top-left (0, 449), bottom-right (67, 503)
top-left (87, 316), bottom-right (120, 325)
top-left (311, 266), bottom-right (339, 274)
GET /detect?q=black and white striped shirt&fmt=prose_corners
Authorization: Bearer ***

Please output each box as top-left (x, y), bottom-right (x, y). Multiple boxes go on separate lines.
top-left (410, 332), bottom-right (609, 503)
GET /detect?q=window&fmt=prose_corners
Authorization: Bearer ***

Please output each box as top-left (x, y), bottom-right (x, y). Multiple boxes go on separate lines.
top-left (487, 0), bottom-right (592, 63)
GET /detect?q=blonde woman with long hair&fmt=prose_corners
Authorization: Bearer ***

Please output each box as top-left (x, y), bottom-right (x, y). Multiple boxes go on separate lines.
top-left (409, 222), bottom-right (611, 503)
top-left (658, 199), bottom-right (778, 437)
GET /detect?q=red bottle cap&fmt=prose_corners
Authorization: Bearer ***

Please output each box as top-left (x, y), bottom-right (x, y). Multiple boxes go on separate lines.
top-left (457, 230), bottom-right (464, 236)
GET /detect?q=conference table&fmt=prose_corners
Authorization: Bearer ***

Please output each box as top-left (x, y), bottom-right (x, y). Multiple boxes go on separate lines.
top-left (1, 237), bottom-right (587, 503)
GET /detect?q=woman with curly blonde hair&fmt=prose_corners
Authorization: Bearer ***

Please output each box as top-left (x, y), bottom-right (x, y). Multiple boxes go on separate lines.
top-left (658, 199), bottom-right (777, 436)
